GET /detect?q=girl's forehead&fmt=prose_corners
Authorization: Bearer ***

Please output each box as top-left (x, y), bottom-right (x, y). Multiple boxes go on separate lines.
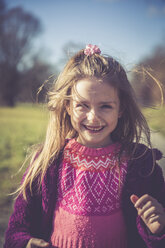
top-left (72, 78), bottom-right (119, 102)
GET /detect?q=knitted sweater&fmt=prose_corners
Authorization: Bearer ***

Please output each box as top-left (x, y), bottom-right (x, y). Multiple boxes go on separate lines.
top-left (4, 141), bottom-right (165, 248)
top-left (51, 140), bottom-right (128, 247)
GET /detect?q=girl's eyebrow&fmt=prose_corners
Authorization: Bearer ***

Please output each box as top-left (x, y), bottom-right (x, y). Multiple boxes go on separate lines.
top-left (74, 99), bottom-right (87, 103)
top-left (99, 101), bottom-right (117, 105)
top-left (74, 99), bottom-right (117, 105)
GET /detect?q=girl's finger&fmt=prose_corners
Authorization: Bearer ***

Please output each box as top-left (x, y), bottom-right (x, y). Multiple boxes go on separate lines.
top-left (134, 194), bottom-right (154, 209)
top-left (33, 239), bottom-right (50, 248)
top-left (148, 214), bottom-right (160, 224)
top-left (27, 238), bottom-right (50, 248)
top-left (142, 206), bottom-right (157, 219)
top-left (130, 194), bottom-right (139, 205)
top-left (137, 201), bottom-right (154, 216)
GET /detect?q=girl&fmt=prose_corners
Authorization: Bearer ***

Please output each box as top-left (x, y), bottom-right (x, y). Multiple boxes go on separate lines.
top-left (4, 44), bottom-right (165, 248)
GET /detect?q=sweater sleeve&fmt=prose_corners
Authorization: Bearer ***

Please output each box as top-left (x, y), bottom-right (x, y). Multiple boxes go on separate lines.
top-left (3, 193), bottom-right (33, 248)
top-left (3, 178), bottom-right (42, 248)
top-left (136, 160), bottom-right (165, 248)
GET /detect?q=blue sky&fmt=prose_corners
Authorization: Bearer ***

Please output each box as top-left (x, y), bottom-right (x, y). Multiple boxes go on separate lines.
top-left (5, 0), bottom-right (165, 69)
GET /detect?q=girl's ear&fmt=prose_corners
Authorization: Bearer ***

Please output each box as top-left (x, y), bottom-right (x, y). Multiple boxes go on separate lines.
top-left (118, 105), bottom-right (124, 118)
top-left (118, 111), bottom-right (122, 118)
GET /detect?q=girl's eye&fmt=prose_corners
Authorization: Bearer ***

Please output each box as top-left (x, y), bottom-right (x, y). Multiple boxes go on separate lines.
top-left (76, 103), bottom-right (88, 108)
top-left (101, 105), bottom-right (112, 109)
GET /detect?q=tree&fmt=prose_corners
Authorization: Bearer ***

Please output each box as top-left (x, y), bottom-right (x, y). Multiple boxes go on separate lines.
top-left (0, 2), bottom-right (41, 106)
top-left (18, 56), bottom-right (57, 103)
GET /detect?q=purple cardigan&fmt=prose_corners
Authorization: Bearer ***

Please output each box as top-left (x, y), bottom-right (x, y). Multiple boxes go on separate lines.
top-left (4, 144), bottom-right (165, 248)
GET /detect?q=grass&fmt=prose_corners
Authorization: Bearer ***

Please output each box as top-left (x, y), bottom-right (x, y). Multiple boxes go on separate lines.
top-left (0, 103), bottom-right (48, 205)
top-left (142, 106), bottom-right (165, 136)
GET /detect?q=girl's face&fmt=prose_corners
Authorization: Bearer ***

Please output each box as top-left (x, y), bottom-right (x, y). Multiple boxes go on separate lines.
top-left (67, 78), bottom-right (121, 148)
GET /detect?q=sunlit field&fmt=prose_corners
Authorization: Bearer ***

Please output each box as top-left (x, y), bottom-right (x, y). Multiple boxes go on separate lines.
top-left (142, 107), bottom-right (165, 136)
top-left (0, 104), bottom-right (48, 204)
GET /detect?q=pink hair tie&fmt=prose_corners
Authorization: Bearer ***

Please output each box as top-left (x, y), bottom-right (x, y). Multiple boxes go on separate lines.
top-left (84, 44), bottom-right (101, 56)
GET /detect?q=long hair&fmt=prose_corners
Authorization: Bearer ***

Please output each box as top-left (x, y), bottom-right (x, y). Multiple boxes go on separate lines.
top-left (17, 49), bottom-right (151, 200)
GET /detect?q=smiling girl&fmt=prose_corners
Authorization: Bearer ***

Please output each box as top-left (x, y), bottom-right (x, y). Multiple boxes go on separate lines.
top-left (4, 44), bottom-right (165, 248)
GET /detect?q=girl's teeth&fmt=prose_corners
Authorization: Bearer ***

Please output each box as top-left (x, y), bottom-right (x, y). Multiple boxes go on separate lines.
top-left (85, 126), bottom-right (103, 131)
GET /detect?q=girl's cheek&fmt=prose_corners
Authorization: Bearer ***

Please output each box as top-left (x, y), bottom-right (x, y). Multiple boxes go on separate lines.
top-left (76, 108), bottom-right (87, 115)
top-left (73, 110), bottom-right (86, 119)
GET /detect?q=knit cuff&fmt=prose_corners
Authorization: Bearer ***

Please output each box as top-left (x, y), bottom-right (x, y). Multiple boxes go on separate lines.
top-left (137, 216), bottom-right (165, 248)
top-left (3, 234), bottom-right (31, 248)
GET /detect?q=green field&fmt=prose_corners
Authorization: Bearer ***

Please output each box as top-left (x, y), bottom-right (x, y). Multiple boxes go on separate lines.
top-left (0, 104), bottom-right (48, 205)
top-left (142, 107), bottom-right (165, 136)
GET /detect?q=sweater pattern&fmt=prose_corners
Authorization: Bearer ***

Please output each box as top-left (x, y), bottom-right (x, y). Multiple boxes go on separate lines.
top-left (56, 139), bottom-right (128, 216)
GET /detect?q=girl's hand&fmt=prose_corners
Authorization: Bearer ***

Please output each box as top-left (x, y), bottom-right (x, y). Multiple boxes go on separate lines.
top-left (26, 238), bottom-right (50, 248)
top-left (130, 194), bottom-right (165, 234)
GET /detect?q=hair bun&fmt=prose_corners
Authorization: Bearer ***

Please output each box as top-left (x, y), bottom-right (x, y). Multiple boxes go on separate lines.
top-left (84, 44), bottom-right (101, 56)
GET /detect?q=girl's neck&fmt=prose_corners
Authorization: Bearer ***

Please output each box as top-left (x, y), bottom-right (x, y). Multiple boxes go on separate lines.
top-left (76, 138), bottom-right (113, 149)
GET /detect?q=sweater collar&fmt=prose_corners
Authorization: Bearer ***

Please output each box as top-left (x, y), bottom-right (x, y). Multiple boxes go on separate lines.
top-left (64, 138), bottom-right (120, 157)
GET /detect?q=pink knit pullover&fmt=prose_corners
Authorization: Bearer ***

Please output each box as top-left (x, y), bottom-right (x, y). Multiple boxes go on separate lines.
top-left (51, 139), bottom-right (128, 247)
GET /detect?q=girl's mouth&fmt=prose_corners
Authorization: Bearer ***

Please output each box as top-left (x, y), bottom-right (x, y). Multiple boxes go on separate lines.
top-left (83, 125), bottom-right (105, 132)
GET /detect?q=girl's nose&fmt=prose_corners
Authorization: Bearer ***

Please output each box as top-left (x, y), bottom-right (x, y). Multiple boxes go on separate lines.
top-left (87, 109), bottom-right (100, 122)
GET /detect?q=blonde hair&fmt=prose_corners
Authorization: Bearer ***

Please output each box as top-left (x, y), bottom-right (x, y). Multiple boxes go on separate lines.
top-left (18, 49), bottom-right (152, 200)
